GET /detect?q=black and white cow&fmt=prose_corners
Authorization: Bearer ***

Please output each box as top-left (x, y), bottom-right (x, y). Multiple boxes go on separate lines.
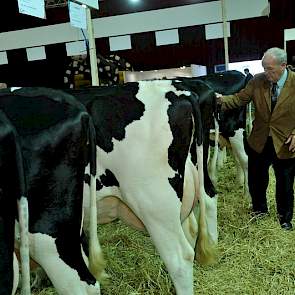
top-left (0, 87), bottom-right (104, 294)
top-left (198, 70), bottom-right (249, 195)
top-left (0, 109), bottom-right (30, 295)
top-left (176, 78), bottom-right (218, 199)
top-left (181, 71), bottom-right (249, 196)
top-left (68, 80), bottom-right (217, 295)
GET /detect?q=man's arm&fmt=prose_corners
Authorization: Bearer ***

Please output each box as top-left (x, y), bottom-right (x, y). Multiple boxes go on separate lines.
top-left (216, 78), bottom-right (255, 110)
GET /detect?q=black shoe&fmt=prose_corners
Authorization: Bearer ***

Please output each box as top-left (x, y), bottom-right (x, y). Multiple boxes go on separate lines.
top-left (280, 222), bottom-right (293, 231)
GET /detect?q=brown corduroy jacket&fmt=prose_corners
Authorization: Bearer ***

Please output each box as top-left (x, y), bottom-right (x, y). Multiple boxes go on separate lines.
top-left (222, 70), bottom-right (295, 159)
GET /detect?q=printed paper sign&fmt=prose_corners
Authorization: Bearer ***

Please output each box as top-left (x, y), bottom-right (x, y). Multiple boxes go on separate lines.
top-left (75, 0), bottom-right (99, 10)
top-left (69, 1), bottom-right (87, 29)
top-left (17, 0), bottom-right (45, 19)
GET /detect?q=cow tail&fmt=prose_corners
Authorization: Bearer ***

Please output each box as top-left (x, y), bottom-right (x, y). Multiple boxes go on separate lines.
top-left (86, 116), bottom-right (106, 281)
top-left (186, 93), bottom-right (216, 265)
top-left (15, 132), bottom-right (31, 295)
top-left (194, 144), bottom-right (217, 265)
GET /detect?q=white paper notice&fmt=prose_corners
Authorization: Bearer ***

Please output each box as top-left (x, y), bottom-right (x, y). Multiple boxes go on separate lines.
top-left (26, 46), bottom-right (46, 61)
top-left (17, 0), bottom-right (45, 19)
top-left (69, 1), bottom-right (87, 30)
top-left (66, 41), bottom-right (87, 56)
top-left (0, 52), bottom-right (8, 65)
top-left (75, 0), bottom-right (99, 10)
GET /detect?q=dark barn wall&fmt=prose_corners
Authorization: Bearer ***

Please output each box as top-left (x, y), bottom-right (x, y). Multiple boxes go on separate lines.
top-left (114, 0), bottom-right (295, 71)
top-left (0, 44), bottom-right (67, 88)
top-left (0, 0), bottom-right (294, 87)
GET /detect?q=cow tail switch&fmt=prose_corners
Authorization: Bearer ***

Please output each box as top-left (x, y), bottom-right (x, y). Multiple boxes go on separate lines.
top-left (87, 115), bottom-right (107, 281)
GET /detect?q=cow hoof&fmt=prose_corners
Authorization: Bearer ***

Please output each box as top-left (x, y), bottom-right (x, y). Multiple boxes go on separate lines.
top-left (31, 267), bottom-right (51, 289)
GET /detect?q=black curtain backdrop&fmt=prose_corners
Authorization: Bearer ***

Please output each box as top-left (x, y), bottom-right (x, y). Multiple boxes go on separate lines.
top-left (0, 0), bottom-right (294, 87)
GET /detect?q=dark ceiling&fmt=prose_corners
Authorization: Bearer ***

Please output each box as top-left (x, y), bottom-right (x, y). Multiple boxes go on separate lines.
top-left (1, 0), bottom-right (295, 88)
top-left (0, 0), bottom-right (215, 32)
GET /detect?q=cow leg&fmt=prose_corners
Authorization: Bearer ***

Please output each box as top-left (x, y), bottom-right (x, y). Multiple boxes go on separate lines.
top-left (217, 146), bottom-right (227, 169)
top-left (231, 149), bottom-right (244, 186)
top-left (146, 219), bottom-right (194, 295)
top-left (229, 129), bottom-right (250, 198)
top-left (29, 233), bottom-right (101, 295)
top-left (131, 188), bottom-right (194, 295)
top-left (31, 266), bottom-right (51, 289)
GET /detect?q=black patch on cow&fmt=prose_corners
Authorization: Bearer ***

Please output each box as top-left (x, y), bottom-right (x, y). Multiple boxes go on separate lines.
top-left (0, 112), bottom-right (21, 295)
top-left (219, 107), bottom-right (246, 138)
top-left (66, 83), bottom-right (145, 153)
top-left (0, 88), bottom-right (98, 286)
top-left (197, 70), bottom-right (246, 95)
top-left (183, 79), bottom-right (217, 197)
top-left (0, 88), bottom-right (86, 136)
top-left (85, 169), bottom-right (119, 191)
top-left (165, 91), bottom-right (193, 199)
top-left (84, 173), bottom-right (90, 184)
top-left (100, 169), bottom-right (119, 187)
top-left (84, 173), bottom-right (103, 191)
top-left (81, 230), bottom-right (89, 257)
top-left (172, 80), bottom-right (217, 197)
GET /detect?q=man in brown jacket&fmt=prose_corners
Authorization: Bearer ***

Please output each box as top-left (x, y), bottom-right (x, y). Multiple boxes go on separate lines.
top-left (217, 47), bottom-right (295, 230)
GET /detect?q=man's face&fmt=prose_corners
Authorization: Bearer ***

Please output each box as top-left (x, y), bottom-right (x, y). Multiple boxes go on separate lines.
top-left (262, 55), bottom-right (286, 83)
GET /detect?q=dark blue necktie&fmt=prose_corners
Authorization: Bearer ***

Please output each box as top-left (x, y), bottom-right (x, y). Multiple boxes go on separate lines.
top-left (271, 83), bottom-right (278, 112)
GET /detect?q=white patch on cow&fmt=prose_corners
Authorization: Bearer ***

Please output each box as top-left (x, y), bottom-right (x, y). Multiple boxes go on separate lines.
top-left (17, 196), bottom-right (31, 295)
top-left (12, 253), bottom-right (19, 295)
top-left (29, 233), bottom-right (101, 295)
top-left (229, 128), bottom-right (249, 198)
top-left (10, 87), bottom-right (22, 92)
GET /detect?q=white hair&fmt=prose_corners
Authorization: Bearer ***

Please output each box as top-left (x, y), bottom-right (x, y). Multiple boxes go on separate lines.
top-left (263, 47), bottom-right (287, 65)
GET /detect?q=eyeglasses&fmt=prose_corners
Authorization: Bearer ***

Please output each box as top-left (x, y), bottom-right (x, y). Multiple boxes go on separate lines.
top-left (263, 64), bottom-right (285, 73)
top-left (263, 68), bottom-right (278, 73)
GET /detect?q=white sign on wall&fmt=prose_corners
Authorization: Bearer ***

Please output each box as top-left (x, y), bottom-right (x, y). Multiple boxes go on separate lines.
top-left (66, 41), bottom-right (87, 56)
top-left (155, 29), bottom-right (179, 46)
top-left (205, 22), bottom-right (231, 40)
top-left (69, 1), bottom-right (87, 29)
top-left (26, 46), bottom-right (46, 61)
top-left (75, 0), bottom-right (99, 10)
top-left (17, 0), bottom-right (45, 19)
top-left (109, 35), bottom-right (132, 51)
top-left (0, 52), bottom-right (8, 65)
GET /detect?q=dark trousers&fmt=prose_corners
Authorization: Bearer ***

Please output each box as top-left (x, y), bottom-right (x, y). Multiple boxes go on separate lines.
top-left (248, 137), bottom-right (295, 223)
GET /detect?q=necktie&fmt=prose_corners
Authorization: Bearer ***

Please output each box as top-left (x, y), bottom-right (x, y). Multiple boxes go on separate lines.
top-left (271, 83), bottom-right (278, 112)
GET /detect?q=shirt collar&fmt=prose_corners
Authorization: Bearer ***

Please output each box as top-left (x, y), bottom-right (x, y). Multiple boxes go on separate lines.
top-left (276, 68), bottom-right (288, 89)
